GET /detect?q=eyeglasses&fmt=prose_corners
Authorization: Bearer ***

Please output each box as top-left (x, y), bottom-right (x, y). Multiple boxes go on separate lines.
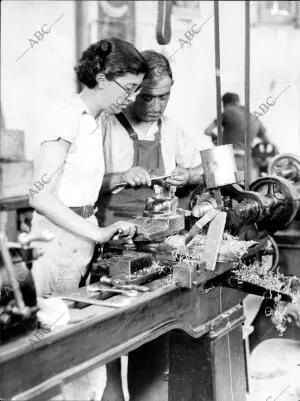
top-left (112, 79), bottom-right (142, 97)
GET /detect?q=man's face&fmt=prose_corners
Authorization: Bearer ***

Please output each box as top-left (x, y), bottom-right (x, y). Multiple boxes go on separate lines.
top-left (130, 75), bottom-right (173, 122)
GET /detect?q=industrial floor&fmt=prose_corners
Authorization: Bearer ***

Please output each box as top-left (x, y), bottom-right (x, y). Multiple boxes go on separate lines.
top-left (247, 338), bottom-right (300, 401)
top-left (120, 338), bottom-right (300, 401)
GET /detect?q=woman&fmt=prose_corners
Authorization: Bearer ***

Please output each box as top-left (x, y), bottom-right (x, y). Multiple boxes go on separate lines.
top-left (29, 37), bottom-right (147, 400)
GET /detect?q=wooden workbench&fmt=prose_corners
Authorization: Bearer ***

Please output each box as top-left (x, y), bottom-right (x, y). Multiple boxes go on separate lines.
top-left (0, 276), bottom-right (246, 401)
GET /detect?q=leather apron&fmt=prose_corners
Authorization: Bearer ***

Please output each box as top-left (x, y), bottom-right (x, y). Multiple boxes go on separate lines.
top-left (98, 113), bottom-right (165, 226)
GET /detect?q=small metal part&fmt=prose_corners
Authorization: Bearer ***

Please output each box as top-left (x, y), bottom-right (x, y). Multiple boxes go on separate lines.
top-left (109, 252), bottom-right (153, 280)
top-left (173, 262), bottom-right (198, 289)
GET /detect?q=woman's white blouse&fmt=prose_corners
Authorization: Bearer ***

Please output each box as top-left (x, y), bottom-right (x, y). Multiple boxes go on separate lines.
top-left (40, 94), bottom-right (104, 206)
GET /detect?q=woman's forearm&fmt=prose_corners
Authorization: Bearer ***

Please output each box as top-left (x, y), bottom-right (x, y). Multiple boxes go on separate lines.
top-left (30, 192), bottom-right (116, 243)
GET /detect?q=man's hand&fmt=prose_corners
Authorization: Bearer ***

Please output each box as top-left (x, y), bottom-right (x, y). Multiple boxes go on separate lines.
top-left (165, 166), bottom-right (189, 187)
top-left (121, 166), bottom-right (152, 187)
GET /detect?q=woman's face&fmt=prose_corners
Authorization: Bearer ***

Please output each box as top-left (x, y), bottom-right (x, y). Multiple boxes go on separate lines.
top-left (101, 73), bottom-right (145, 114)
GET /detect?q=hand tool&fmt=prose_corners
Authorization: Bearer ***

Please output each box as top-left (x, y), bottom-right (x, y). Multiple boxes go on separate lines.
top-left (60, 295), bottom-right (130, 308)
top-left (86, 285), bottom-right (138, 297)
top-left (99, 276), bottom-right (150, 292)
top-left (111, 174), bottom-right (179, 191)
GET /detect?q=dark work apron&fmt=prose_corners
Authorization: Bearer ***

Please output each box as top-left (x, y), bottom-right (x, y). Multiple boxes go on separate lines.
top-left (97, 112), bottom-right (165, 226)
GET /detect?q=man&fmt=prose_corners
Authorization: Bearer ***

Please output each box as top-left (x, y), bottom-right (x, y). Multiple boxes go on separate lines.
top-left (98, 50), bottom-right (203, 401)
top-left (97, 50), bottom-right (203, 227)
top-left (204, 92), bottom-right (272, 173)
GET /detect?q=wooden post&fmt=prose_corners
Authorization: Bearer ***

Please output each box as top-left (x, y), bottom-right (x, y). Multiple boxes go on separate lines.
top-left (214, 1), bottom-right (223, 146)
top-left (244, 1), bottom-right (251, 189)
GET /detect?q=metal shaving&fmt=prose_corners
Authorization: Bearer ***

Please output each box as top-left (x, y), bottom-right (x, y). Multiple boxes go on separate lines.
top-left (232, 261), bottom-right (299, 336)
top-left (265, 295), bottom-right (288, 336)
top-left (164, 232), bottom-right (256, 262)
top-left (232, 261), bottom-right (297, 300)
top-left (126, 261), bottom-right (172, 280)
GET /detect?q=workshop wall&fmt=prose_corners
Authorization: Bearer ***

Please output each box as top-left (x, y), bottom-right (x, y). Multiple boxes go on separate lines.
top-left (135, 1), bottom-right (300, 154)
top-left (1, 0), bottom-right (76, 160)
top-left (1, 1), bottom-right (300, 161)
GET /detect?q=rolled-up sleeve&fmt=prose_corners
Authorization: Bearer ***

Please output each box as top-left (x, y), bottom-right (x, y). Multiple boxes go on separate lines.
top-left (40, 104), bottom-right (76, 145)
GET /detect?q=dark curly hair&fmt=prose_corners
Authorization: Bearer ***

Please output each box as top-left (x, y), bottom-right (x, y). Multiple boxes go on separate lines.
top-left (141, 50), bottom-right (173, 81)
top-left (75, 38), bottom-right (148, 89)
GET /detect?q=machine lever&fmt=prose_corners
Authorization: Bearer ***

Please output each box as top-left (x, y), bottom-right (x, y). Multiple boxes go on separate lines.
top-left (184, 209), bottom-right (219, 246)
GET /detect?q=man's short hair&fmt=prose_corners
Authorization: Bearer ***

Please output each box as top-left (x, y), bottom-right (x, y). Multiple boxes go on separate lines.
top-left (140, 50), bottom-right (173, 81)
top-left (222, 92), bottom-right (240, 106)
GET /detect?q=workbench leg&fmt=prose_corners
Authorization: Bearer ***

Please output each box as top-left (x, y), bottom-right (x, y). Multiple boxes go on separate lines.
top-left (169, 322), bottom-right (246, 401)
top-left (127, 334), bottom-right (169, 401)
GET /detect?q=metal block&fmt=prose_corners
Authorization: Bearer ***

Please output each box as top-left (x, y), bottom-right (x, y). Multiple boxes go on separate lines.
top-left (167, 214), bottom-right (185, 233)
top-left (173, 262), bottom-right (197, 289)
top-left (109, 252), bottom-right (153, 280)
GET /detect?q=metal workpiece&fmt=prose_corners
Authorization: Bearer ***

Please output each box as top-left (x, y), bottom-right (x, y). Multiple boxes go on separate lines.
top-left (200, 145), bottom-right (240, 188)
top-left (144, 187), bottom-right (178, 216)
top-left (109, 252), bottom-right (153, 280)
top-left (191, 193), bottom-right (218, 219)
top-left (173, 261), bottom-right (198, 289)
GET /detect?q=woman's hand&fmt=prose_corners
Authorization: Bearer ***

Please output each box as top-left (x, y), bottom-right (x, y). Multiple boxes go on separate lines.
top-left (111, 221), bottom-right (137, 241)
top-left (121, 166), bottom-right (152, 187)
top-left (96, 221), bottom-right (137, 244)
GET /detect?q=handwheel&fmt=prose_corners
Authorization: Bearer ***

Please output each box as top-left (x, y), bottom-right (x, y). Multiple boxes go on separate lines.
top-left (268, 153), bottom-right (300, 185)
top-left (250, 176), bottom-right (299, 234)
top-left (263, 235), bottom-right (279, 272)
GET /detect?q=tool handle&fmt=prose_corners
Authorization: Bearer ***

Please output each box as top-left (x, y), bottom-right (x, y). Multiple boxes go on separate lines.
top-left (99, 276), bottom-right (149, 292)
top-left (111, 174), bottom-right (178, 191)
top-left (115, 283), bottom-right (150, 292)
